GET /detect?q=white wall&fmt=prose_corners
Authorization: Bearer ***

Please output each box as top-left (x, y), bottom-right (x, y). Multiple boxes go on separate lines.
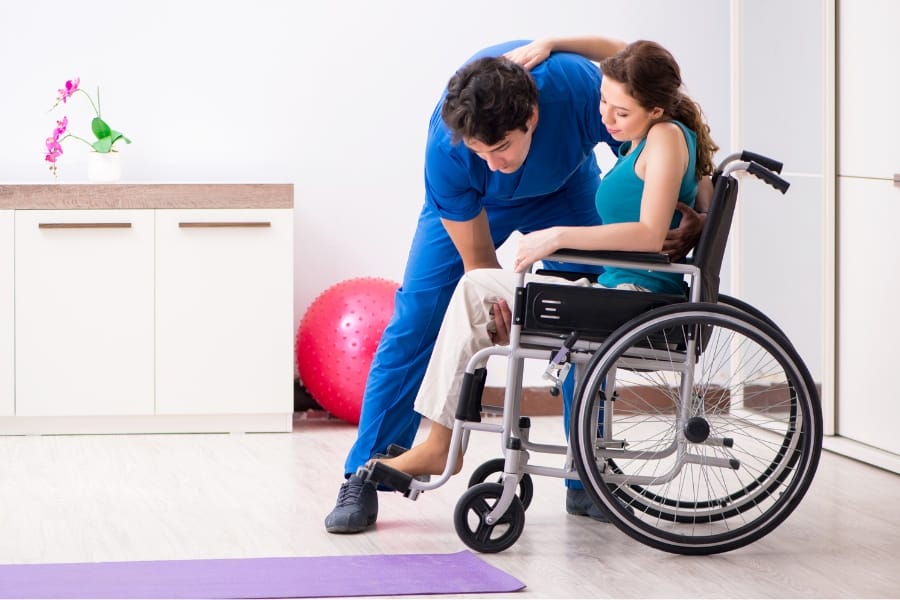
top-left (0, 0), bottom-right (731, 383)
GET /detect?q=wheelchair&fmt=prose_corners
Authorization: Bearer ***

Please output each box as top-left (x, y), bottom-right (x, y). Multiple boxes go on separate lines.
top-left (360, 151), bottom-right (823, 556)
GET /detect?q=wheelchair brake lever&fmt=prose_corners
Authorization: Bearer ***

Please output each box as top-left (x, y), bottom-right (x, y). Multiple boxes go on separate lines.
top-left (543, 331), bottom-right (579, 396)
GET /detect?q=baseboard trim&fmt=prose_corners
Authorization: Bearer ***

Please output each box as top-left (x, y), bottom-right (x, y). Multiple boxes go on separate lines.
top-left (482, 385), bottom-right (678, 416)
top-left (482, 386), bottom-right (563, 416)
top-left (822, 436), bottom-right (900, 475)
top-left (0, 413), bottom-right (293, 435)
top-left (483, 383), bottom-right (788, 417)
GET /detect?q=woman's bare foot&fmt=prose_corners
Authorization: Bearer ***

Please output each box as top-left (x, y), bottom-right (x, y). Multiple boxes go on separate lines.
top-left (369, 422), bottom-right (462, 477)
top-left (373, 444), bottom-right (462, 477)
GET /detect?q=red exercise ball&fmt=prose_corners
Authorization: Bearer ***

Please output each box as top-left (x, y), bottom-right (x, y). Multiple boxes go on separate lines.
top-left (296, 277), bottom-right (400, 424)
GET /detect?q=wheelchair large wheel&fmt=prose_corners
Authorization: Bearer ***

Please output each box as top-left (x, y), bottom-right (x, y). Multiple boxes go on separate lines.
top-left (570, 302), bottom-right (822, 555)
top-left (602, 295), bottom-right (818, 519)
top-left (718, 293), bottom-right (788, 340)
top-left (468, 458), bottom-right (534, 511)
top-left (454, 482), bottom-right (526, 554)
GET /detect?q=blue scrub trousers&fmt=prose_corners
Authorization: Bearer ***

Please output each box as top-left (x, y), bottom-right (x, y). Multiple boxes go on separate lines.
top-left (344, 173), bottom-right (602, 494)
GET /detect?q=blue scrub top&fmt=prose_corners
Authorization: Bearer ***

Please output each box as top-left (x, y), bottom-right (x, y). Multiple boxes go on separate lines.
top-left (424, 40), bottom-right (620, 222)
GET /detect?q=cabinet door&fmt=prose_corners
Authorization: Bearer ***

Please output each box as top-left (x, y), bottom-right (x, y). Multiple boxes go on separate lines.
top-left (0, 211), bottom-right (13, 416)
top-left (837, 0), bottom-right (900, 458)
top-left (155, 209), bottom-right (293, 416)
top-left (15, 210), bottom-right (155, 416)
top-left (837, 177), bottom-right (900, 455)
top-left (838, 0), bottom-right (900, 179)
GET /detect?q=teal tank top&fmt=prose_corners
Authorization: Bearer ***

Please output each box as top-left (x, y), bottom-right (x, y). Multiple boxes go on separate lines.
top-left (594, 120), bottom-right (698, 295)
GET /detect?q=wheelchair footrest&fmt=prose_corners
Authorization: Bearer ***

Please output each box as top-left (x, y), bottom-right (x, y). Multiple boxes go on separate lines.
top-left (373, 444), bottom-right (408, 459)
top-left (358, 462), bottom-right (430, 498)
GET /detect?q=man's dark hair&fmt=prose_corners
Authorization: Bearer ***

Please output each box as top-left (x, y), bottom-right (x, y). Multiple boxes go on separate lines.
top-left (441, 56), bottom-right (538, 146)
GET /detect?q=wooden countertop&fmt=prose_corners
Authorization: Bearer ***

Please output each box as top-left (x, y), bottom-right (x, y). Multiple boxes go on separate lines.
top-left (0, 184), bottom-right (293, 209)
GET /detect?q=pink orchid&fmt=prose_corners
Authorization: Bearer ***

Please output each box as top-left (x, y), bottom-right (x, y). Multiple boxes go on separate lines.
top-left (57, 78), bottom-right (80, 104)
top-left (45, 137), bottom-right (63, 163)
top-left (53, 116), bottom-right (68, 140)
top-left (44, 117), bottom-right (68, 169)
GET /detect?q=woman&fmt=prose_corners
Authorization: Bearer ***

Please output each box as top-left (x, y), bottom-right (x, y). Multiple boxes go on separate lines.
top-left (373, 39), bottom-right (718, 480)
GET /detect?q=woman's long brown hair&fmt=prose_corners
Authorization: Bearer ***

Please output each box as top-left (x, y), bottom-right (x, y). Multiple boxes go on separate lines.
top-left (600, 40), bottom-right (718, 179)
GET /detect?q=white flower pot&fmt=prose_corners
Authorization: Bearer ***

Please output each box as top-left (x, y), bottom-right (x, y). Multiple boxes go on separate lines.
top-left (87, 151), bottom-right (121, 183)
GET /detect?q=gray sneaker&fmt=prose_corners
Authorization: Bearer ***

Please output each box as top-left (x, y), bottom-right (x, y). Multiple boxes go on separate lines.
top-left (324, 474), bottom-right (378, 533)
top-left (565, 487), bottom-right (612, 522)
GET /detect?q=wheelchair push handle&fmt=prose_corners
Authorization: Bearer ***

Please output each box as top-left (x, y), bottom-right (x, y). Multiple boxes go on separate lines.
top-left (746, 161), bottom-right (791, 194)
top-left (740, 151), bottom-right (783, 174)
top-left (717, 150), bottom-right (783, 175)
top-left (720, 151), bottom-right (791, 195)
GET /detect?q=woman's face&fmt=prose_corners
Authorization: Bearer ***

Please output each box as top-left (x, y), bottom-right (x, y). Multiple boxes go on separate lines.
top-left (599, 77), bottom-right (663, 142)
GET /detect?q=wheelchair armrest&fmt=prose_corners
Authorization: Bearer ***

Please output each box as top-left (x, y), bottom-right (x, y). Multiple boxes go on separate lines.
top-left (544, 248), bottom-right (671, 268)
top-left (533, 268), bottom-right (598, 283)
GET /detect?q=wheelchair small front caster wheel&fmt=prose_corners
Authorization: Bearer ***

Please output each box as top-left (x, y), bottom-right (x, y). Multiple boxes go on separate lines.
top-left (468, 458), bottom-right (534, 511)
top-left (454, 482), bottom-right (525, 554)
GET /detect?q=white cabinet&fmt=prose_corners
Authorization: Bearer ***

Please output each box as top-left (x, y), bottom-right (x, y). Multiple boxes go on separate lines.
top-left (837, 0), bottom-right (900, 180)
top-left (0, 184), bottom-right (293, 434)
top-left (836, 0), bottom-right (900, 459)
top-left (0, 211), bottom-right (13, 416)
top-left (14, 210), bottom-right (155, 416)
top-left (155, 209), bottom-right (293, 417)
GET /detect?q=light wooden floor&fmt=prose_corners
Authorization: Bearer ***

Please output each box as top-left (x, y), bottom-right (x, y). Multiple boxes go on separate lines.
top-left (1, 412), bottom-right (898, 599)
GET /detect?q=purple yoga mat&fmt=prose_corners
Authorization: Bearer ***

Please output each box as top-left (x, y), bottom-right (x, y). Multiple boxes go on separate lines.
top-left (0, 550), bottom-right (525, 598)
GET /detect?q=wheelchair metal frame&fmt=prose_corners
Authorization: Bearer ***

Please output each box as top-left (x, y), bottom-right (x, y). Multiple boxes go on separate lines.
top-left (361, 152), bottom-right (822, 556)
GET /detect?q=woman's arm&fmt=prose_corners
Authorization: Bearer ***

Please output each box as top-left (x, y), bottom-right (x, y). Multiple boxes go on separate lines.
top-left (504, 36), bottom-right (627, 70)
top-left (513, 122), bottom-right (688, 272)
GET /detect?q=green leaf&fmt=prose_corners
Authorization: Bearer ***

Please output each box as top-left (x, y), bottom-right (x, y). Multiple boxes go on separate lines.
top-left (92, 137), bottom-right (113, 153)
top-left (91, 130), bottom-right (132, 153)
top-left (110, 129), bottom-right (131, 145)
top-left (91, 117), bottom-right (111, 140)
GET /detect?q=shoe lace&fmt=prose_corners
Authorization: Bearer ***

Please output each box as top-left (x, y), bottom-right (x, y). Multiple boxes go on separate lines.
top-left (336, 478), bottom-right (366, 507)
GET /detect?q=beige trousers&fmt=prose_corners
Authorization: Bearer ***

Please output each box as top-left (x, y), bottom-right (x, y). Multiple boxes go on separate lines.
top-left (413, 268), bottom-right (646, 428)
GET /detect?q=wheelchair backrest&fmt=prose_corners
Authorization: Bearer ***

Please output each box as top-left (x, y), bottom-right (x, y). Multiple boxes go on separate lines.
top-left (520, 170), bottom-right (741, 346)
top-left (688, 174), bottom-right (739, 304)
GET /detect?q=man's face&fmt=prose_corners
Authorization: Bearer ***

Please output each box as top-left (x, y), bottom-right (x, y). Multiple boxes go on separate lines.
top-left (464, 107), bottom-right (538, 174)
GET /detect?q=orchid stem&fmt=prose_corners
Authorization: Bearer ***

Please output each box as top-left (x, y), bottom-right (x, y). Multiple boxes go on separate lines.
top-left (61, 133), bottom-right (95, 149)
top-left (76, 88), bottom-right (100, 117)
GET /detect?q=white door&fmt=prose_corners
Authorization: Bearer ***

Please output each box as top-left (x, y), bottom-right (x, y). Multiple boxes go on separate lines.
top-left (0, 211), bottom-right (13, 416)
top-left (15, 210), bottom-right (155, 416)
top-left (838, 178), bottom-right (900, 455)
top-left (837, 0), bottom-right (899, 180)
top-left (154, 209), bottom-right (293, 417)
top-left (837, 0), bottom-right (900, 455)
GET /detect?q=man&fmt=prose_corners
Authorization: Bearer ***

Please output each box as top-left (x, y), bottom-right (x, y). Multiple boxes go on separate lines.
top-left (325, 37), bottom-right (702, 533)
